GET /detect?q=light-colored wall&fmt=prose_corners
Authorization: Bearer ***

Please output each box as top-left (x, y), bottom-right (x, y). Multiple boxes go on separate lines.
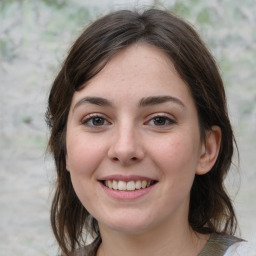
top-left (0, 0), bottom-right (255, 255)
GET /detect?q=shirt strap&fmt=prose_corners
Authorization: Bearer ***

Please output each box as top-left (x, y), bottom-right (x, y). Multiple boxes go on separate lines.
top-left (198, 233), bottom-right (244, 256)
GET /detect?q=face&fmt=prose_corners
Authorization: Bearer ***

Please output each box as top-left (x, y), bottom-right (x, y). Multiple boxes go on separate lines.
top-left (66, 43), bottom-right (206, 235)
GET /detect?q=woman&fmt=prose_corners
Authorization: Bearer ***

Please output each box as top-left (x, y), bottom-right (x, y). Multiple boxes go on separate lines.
top-left (46, 8), bottom-right (253, 256)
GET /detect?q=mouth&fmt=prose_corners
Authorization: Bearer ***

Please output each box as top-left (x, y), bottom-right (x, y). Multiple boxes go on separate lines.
top-left (101, 179), bottom-right (158, 191)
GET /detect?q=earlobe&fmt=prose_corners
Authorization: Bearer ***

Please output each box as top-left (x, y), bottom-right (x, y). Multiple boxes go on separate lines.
top-left (196, 126), bottom-right (221, 175)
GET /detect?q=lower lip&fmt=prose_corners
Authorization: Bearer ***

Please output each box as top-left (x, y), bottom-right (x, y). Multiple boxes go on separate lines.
top-left (100, 182), bottom-right (156, 200)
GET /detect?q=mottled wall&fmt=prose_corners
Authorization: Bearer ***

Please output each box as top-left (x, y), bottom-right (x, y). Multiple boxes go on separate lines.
top-left (0, 0), bottom-right (255, 255)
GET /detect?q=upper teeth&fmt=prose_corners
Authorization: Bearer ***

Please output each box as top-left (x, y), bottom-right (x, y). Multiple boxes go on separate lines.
top-left (104, 180), bottom-right (152, 191)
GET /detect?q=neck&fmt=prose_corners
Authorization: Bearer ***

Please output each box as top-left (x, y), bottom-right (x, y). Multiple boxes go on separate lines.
top-left (97, 220), bottom-right (209, 256)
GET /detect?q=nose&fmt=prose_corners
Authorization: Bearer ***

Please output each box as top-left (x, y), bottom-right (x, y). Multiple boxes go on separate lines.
top-left (108, 124), bottom-right (145, 165)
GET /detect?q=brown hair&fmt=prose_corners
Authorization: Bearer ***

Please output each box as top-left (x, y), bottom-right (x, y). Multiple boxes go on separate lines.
top-left (46, 8), bottom-right (238, 255)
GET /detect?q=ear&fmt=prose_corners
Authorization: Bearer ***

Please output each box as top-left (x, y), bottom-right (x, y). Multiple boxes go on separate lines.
top-left (196, 126), bottom-right (221, 175)
top-left (66, 154), bottom-right (70, 172)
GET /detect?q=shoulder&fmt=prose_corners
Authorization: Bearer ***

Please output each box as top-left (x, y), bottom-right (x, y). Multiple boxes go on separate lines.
top-left (199, 232), bottom-right (254, 256)
top-left (72, 237), bottom-right (101, 256)
top-left (224, 241), bottom-right (256, 256)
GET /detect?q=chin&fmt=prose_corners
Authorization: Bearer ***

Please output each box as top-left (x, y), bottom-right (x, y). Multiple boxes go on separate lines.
top-left (99, 215), bottom-right (155, 235)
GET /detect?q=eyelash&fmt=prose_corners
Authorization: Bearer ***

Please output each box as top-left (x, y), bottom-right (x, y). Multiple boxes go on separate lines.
top-left (81, 114), bottom-right (176, 128)
top-left (81, 114), bottom-right (111, 127)
top-left (146, 114), bottom-right (176, 127)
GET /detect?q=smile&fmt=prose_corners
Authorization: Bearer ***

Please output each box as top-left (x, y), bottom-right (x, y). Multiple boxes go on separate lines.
top-left (103, 180), bottom-right (156, 191)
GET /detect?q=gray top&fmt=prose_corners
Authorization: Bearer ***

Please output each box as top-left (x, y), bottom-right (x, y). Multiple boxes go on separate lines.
top-left (198, 233), bottom-right (244, 256)
top-left (73, 233), bottom-right (244, 256)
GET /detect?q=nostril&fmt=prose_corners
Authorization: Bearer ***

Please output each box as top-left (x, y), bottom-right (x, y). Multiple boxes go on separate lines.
top-left (111, 156), bottom-right (138, 162)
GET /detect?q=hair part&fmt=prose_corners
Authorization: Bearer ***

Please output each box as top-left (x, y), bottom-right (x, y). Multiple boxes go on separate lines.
top-left (46, 8), bottom-right (238, 255)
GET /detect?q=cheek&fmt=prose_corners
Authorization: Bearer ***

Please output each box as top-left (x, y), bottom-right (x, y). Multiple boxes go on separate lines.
top-left (153, 137), bottom-right (193, 161)
top-left (66, 135), bottom-right (106, 209)
top-left (66, 134), bottom-right (106, 176)
top-left (149, 133), bottom-right (201, 175)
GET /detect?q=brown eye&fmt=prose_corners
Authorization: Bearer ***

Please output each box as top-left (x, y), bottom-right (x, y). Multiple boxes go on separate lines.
top-left (92, 117), bottom-right (105, 126)
top-left (153, 117), bottom-right (168, 126)
top-left (81, 115), bottom-right (110, 127)
top-left (147, 115), bottom-right (176, 127)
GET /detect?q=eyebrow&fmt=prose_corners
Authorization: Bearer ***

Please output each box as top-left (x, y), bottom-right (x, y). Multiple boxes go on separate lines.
top-left (73, 95), bottom-right (185, 112)
top-left (139, 96), bottom-right (185, 108)
top-left (73, 96), bottom-right (113, 112)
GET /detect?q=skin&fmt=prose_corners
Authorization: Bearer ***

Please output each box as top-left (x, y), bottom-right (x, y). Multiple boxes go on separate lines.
top-left (66, 43), bottom-right (221, 256)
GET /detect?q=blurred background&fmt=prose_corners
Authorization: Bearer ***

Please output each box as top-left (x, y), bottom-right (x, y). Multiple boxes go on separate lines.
top-left (0, 0), bottom-right (255, 255)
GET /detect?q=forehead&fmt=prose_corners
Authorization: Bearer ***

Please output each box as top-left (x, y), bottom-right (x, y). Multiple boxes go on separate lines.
top-left (71, 43), bottom-right (194, 108)
top-left (96, 43), bottom-right (178, 84)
